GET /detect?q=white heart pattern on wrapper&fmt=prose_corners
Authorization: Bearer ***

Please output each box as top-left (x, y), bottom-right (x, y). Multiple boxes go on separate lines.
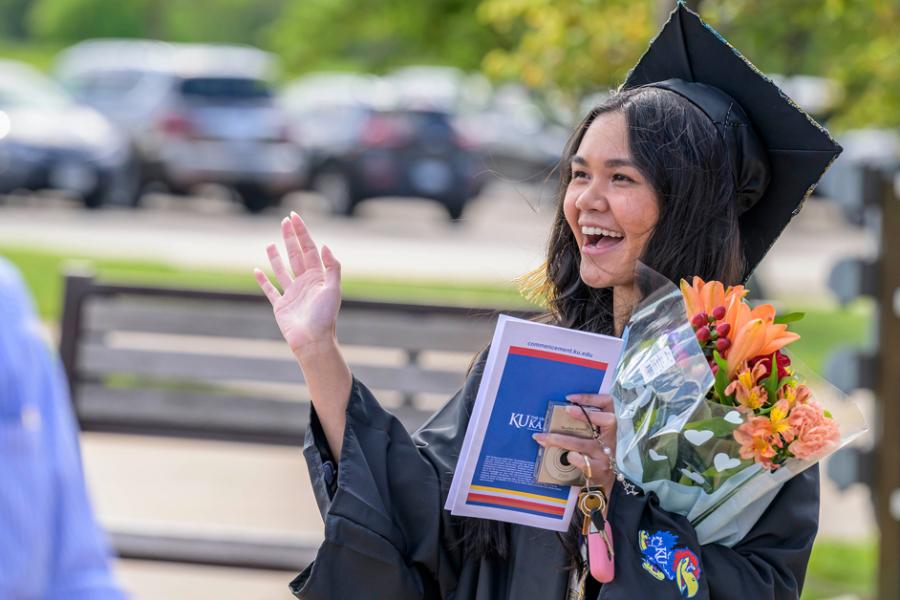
top-left (679, 468), bottom-right (706, 485)
top-left (648, 449), bottom-right (668, 462)
top-left (684, 429), bottom-right (714, 446)
top-left (724, 410), bottom-right (743, 425)
top-left (713, 453), bottom-right (742, 472)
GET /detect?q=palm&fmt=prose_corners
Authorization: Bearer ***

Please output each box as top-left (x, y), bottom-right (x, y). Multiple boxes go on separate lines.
top-left (273, 269), bottom-right (340, 352)
top-left (255, 213), bottom-right (343, 355)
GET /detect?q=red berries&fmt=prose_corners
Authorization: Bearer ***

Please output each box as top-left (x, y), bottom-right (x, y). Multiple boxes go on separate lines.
top-left (692, 307), bottom-right (730, 353)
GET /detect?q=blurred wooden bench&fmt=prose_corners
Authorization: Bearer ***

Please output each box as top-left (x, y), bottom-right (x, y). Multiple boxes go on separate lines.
top-left (59, 270), bottom-right (537, 571)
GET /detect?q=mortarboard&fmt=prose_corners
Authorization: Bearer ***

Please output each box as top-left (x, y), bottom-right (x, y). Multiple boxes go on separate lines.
top-left (621, 2), bottom-right (842, 281)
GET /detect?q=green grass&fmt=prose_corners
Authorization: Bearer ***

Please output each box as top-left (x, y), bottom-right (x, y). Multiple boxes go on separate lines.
top-left (803, 538), bottom-right (877, 599)
top-left (1, 244), bottom-right (872, 371)
top-left (784, 301), bottom-right (872, 375)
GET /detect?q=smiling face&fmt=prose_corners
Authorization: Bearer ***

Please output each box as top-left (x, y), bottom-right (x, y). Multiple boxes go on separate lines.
top-left (563, 111), bottom-right (660, 289)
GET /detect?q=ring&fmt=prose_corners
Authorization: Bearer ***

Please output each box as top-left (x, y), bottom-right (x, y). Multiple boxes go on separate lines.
top-left (581, 453), bottom-right (592, 481)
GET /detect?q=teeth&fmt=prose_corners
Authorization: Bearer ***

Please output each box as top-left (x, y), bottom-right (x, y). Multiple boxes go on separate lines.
top-left (581, 226), bottom-right (623, 238)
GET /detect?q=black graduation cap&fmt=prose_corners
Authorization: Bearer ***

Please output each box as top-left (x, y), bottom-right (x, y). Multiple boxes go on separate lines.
top-left (621, 2), bottom-right (842, 281)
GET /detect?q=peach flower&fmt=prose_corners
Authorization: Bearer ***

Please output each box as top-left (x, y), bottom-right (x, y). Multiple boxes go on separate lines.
top-left (787, 401), bottom-right (840, 460)
top-left (778, 382), bottom-right (812, 407)
top-left (733, 416), bottom-right (779, 470)
top-left (725, 361), bottom-right (770, 411)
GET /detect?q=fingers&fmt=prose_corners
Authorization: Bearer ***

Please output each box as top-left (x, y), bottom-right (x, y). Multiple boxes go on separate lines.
top-left (282, 217), bottom-right (305, 277)
top-left (253, 268), bottom-right (281, 305)
top-left (566, 393), bottom-right (614, 411)
top-left (533, 432), bottom-right (598, 455)
top-left (321, 244), bottom-right (341, 289)
top-left (566, 404), bottom-right (616, 430)
top-left (565, 450), bottom-right (599, 478)
top-left (290, 212), bottom-right (322, 272)
top-left (266, 243), bottom-right (292, 290)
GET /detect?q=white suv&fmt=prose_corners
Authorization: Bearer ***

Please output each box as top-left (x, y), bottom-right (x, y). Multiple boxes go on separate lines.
top-left (56, 40), bottom-right (307, 212)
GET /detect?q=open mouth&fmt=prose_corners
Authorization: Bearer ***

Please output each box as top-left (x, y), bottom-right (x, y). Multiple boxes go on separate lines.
top-left (581, 226), bottom-right (624, 254)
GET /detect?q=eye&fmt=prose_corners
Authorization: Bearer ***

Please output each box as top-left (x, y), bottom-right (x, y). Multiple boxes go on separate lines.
top-left (571, 170), bottom-right (589, 180)
top-left (612, 173), bottom-right (635, 183)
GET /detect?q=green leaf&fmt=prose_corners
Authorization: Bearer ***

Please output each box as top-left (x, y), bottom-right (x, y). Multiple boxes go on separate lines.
top-left (713, 350), bottom-right (732, 405)
top-left (683, 416), bottom-right (741, 436)
top-left (764, 353), bottom-right (780, 403)
top-left (774, 312), bottom-right (805, 324)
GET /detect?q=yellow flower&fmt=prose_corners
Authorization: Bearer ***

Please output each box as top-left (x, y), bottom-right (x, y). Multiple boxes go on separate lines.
top-left (724, 361), bottom-right (770, 410)
top-left (768, 399), bottom-right (795, 444)
top-left (778, 382), bottom-right (812, 407)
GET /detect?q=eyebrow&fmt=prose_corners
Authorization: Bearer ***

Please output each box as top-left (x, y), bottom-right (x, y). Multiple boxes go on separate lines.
top-left (569, 155), bottom-right (638, 169)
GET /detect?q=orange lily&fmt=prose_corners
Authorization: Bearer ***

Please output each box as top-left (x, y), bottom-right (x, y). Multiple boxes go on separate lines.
top-left (726, 318), bottom-right (767, 377)
top-left (758, 322), bottom-right (800, 356)
top-left (680, 276), bottom-right (705, 319)
top-left (680, 276), bottom-right (726, 318)
top-left (682, 277), bottom-right (749, 343)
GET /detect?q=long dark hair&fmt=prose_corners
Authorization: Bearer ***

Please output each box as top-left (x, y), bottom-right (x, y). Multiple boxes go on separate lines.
top-left (460, 86), bottom-right (745, 561)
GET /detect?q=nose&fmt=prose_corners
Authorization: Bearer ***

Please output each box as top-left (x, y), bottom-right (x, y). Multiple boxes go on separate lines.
top-left (574, 181), bottom-right (610, 213)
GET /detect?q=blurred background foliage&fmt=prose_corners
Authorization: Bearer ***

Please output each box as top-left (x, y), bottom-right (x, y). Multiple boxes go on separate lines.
top-left (0, 0), bottom-right (896, 126)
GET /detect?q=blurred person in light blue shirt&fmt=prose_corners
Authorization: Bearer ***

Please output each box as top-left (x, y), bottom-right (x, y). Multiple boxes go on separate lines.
top-left (0, 257), bottom-right (126, 599)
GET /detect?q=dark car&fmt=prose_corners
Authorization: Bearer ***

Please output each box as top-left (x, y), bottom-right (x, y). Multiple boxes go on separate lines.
top-left (0, 60), bottom-right (137, 208)
top-left (303, 108), bottom-right (483, 220)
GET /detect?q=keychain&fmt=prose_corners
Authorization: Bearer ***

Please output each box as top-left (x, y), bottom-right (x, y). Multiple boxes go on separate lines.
top-left (577, 455), bottom-right (615, 583)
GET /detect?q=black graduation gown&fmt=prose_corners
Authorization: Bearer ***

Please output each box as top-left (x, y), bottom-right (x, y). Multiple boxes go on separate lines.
top-left (290, 352), bottom-right (820, 600)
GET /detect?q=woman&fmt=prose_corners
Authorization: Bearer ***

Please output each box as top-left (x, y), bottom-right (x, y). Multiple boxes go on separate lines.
top-left (255, 6), bottom-right (839, 599)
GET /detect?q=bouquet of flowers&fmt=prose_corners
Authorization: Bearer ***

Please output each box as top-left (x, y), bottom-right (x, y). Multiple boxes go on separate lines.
top-left (611, 265), bottom-right (867, 546)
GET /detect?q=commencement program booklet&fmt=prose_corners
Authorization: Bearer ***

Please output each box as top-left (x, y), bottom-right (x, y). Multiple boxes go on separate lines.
top-left (444, 315), bottom-right (623, 531)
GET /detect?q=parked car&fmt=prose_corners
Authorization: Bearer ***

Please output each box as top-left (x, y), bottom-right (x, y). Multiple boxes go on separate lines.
top-left (56, 40), bottom-right (306, 213)
top-left (0, 60), bottom-right (136, 208)
top-left (304, 107), bottom-right (482, 219)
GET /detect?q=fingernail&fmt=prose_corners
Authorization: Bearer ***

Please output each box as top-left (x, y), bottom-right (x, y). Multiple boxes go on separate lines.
top-left (532, 433), bottom-right (545, 442)
top-left (566, 405), bottom-right (581, 415)
top-left (291, 211), bottom-right (299, 218)
top-left (565, 394), bottom-right (579, 400)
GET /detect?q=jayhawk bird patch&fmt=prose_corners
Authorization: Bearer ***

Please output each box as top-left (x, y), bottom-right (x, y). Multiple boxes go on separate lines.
top-left (638, 530), bottom-right (701, 598)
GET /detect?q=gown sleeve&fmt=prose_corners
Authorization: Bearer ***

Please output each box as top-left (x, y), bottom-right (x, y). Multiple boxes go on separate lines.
top-left (290, 353), bottom-right (489, 599)
top-left (600, 464), bottom-right (820, 600)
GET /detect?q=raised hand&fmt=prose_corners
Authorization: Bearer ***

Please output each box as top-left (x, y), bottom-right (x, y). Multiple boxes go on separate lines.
top-left (255, 212), bottom-right (342, 357)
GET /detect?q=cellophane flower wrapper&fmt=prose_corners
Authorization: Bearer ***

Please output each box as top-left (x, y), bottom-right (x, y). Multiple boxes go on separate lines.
top-left (611, 264), bottom-right (868, 547)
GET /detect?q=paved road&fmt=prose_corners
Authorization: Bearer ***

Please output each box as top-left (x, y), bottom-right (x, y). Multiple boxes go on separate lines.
top-left (0, 184), bottom-right (876, 300)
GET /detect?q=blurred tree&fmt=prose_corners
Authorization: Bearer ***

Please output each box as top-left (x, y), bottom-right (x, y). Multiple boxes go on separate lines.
top-left (29, 0), bottom-right (147, 41)
top-left (267, 0), bottom-right (507, 74)
top-left (478, 0), bottom-right (899, 129)
top-left (0, 0), bottom-right (34, 40)
top-left (28, 0), bottom-right (286, 47)
top-left (477, 0), bottom-right (655, 115)
top-left (703, 0), bottom-right (899, 129)
top-left (162, 0), bottom-right (286, 45)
